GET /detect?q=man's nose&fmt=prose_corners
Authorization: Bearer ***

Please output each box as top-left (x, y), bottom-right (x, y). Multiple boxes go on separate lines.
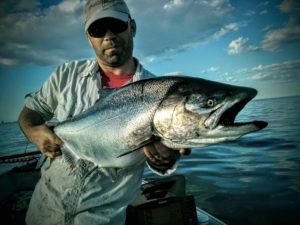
top-left (103, 29), bottom-right (117, 40)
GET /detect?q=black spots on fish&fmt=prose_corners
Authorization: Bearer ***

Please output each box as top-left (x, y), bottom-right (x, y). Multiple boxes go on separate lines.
top-left (185, 94), bottom-right (206, 111)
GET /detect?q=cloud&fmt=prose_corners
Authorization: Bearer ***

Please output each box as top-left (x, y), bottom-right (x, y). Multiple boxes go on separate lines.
top-left (200, 66), bottom-right (220, 74)
top-left (0, 0), bottom-right (236, 67)
top-left (0, 0), bottom-right (89, 67)
top-left (163, 71), bottom-right (183, 76)
top-left (163, 0), bottom-right (184, 10)
top-left (0, 58), bottom-right (17, 66)
top-left (0, 0), bottom-right (40, 14)
top-left (241, 59), bottom-right (300, 82)
top-left (262, 26), bottom-right (300, 51)
top-left (227, 37), bottom-right (259, 55)
top-left (130, 0), bottom-right (235, 59)
top-left (216, 59), bottom-right (300, 84)
top-left (210, 23), bottom-right (240, 40)
top-left (261, 0), bottom-right (300, 51)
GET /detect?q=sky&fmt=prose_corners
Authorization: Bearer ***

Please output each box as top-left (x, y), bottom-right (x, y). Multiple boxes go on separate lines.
top-left (0, 0), bottom-right (300, 122)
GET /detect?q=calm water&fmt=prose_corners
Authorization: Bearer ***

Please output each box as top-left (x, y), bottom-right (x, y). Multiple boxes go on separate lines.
top-left (1, 96), bottom-right (300, 225)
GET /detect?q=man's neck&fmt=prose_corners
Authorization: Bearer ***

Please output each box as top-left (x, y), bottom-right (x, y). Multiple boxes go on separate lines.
top-left (97, 58), bottom-right (136, 76)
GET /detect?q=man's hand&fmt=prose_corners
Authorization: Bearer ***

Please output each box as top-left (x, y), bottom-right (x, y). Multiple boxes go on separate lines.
top-left (28, 124), bottom-right (63, 158)
top-left (18, 107), bottom-right (62, 158)
top-left (143, 142), bottom-right (191, 172)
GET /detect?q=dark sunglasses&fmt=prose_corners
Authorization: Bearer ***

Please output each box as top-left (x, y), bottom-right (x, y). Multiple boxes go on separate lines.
top-left (88, 18), bottom-right (129, 38)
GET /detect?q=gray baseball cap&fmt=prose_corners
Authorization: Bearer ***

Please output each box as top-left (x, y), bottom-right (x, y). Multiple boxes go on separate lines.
top-left (84, 0), bottom-right (131, 31)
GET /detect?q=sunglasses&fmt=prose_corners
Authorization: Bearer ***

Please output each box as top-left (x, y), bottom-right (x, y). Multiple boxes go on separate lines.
top-left (88, 18), bottom-right (129, 38)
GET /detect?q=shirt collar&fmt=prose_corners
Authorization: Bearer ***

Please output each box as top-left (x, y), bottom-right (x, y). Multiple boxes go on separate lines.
top-left (81, 59), bottom-right (99, 77)
top-left (81, 58), bottom-right (144, 81)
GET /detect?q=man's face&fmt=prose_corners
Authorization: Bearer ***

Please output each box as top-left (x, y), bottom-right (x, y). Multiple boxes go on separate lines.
top-left (87, 18), bottom-right (135, 67)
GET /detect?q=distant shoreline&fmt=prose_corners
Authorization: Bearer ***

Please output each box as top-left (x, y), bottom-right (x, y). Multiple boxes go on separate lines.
top-left (255, 94), bottom-right (300, 101)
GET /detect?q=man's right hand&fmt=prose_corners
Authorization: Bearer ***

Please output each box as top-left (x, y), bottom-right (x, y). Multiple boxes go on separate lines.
top-left (18, 107), bottom-right (63, 158)
top-left (29, 124), bottom-right (62, 158)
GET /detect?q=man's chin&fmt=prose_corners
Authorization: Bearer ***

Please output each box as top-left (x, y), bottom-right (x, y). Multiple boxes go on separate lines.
top-left (106, 56), bottom-right (125, 67)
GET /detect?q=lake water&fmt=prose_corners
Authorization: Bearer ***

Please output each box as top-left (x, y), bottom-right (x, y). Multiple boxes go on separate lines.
top-left (1, 96), bottom-right (300, 225)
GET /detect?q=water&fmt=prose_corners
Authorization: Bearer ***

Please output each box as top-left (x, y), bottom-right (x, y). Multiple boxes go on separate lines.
top-left (1, 96), bottom-right (300, 225)
top-left (0, 122), bottom-right (37, 174)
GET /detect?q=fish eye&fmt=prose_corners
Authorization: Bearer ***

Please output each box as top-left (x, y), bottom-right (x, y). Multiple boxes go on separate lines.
top-left (207, 98), bottom-right (215, 107)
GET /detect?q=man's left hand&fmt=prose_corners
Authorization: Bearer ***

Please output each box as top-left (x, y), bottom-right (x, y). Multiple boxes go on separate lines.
top-left (143, 142), bottom-right (191, 172)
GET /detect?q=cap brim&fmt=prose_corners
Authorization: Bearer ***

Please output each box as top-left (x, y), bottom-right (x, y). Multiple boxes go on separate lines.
top-left (85, 9), bottom-right (129, 31)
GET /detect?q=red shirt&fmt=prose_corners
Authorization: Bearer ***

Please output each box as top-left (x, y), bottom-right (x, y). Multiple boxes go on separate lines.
top-left (101, 71), bottom-right (134, 88)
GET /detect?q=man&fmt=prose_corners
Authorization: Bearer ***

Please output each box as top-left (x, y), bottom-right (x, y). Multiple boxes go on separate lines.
top-left (18, 0), bottom-right (190, 224)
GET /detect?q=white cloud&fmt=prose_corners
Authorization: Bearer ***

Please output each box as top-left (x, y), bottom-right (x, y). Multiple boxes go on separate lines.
top-left (163, 0), bottom-right (184, 10)
top-left (211, 23), bottom-right (240, 40)
top-left (0, 0), bottom-right (88, 66)
top-left (0, 58), bottom-right (17, 66)
top-left (217, 72), bottom-right (238, 83)
top-left (262, 26), bottom-right (300, 51)
top-left (251, 59), bottom-right (300, 72)
top-left (227, 37), bottom-right (259, 55)
top-left (164, 71), bottom-right (183, 76)
top-left (128, 0), bottom-right (235, 59)
top-left (58, 0), bottom-right (82, 13)
top-left (261, 0), bottom-right (300, 51)
top-left (217, 59), bottom-right (300, 84)
top-left (240, 59), bottom-right (300, 82)
top-left (200, 66), bottom-right (220, 74)
top-left (250, 73), bottom-right (270, 81)
top-left (0, 0), bottom-right (236, 67)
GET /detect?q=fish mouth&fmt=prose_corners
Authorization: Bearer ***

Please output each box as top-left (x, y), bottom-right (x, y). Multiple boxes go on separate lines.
top-left (205, 90), bottom-right (268, 136)
top-left (218, 99), bottom-right (267, 128)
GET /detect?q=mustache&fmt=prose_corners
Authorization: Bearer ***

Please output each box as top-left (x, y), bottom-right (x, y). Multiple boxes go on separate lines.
top-left (103, 41), bottom-right (121, 50)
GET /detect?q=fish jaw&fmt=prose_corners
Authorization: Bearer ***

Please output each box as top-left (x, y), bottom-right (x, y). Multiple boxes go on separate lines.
top-left (202, 86), bottom-right (268, 141)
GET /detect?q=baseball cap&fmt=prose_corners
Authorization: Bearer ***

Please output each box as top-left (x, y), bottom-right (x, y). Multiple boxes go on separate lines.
top-left (84, 0), bottom-right (131, 31)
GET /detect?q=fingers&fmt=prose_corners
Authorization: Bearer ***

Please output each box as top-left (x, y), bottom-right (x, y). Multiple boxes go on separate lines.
top-left (42, 142), bottom-right (62, 158)
top-left (143, 142), bottom-right (181, 172)
top-left (32, 125), bottom-right (63, 158)
top-left (44, 149), bottom-right (62, 158)
top-left (144, 142), bottom-right (179, 164)
top-left (144, 145), bottom-right (166, 164)
top-left (52, 135), bottom-right (63, 146)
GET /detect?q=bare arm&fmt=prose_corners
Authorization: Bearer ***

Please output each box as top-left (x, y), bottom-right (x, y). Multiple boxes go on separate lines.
top-left (18, 106), bottom-right (62, 158)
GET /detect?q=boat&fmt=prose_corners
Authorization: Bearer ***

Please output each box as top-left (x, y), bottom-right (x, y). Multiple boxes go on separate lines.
top-left (0, 151), bottom-right (226, 225)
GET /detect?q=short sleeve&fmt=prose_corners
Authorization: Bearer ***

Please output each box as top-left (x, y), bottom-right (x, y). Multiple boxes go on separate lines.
top-left (24, 66), bottom-right (62, 121)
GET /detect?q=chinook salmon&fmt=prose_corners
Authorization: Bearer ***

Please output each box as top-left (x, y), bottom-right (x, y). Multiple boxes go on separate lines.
top-left (54, 76), bottom-right (267, 167)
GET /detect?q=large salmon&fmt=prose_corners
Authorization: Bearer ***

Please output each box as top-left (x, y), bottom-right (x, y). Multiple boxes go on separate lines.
top-left (54, 76), bottom-right (267, 167)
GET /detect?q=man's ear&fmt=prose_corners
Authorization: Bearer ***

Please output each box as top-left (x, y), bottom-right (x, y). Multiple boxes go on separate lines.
top-left (86, 33), bottom-right (93, 47)
top-left (130, 19), bottom-right (137, 37)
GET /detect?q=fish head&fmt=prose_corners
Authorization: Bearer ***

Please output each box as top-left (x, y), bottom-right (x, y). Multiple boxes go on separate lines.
top-left (153, 77), bottom-right (268, 148)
